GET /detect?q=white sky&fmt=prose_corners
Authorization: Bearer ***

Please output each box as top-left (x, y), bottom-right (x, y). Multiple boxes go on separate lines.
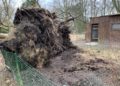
top-left (13, 0), bottom-right (25, 8)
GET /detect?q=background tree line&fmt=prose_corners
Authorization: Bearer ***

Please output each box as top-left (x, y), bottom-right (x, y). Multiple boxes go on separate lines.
top-left (52, 0), bottom-right (119, 33)
top-left (0, 0), bottom-right (120, 34)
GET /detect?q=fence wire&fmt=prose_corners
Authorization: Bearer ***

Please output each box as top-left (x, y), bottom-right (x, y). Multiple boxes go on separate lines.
top-left (1, 50), bottom-right (57, 86)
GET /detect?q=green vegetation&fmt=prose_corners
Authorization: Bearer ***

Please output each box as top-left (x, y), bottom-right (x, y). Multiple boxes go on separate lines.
top-left (0, 26), bottom-right (9, 33)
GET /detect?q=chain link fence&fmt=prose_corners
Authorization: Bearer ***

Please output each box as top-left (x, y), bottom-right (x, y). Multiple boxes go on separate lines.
top-left (1, 50), bottom-right (57, 86)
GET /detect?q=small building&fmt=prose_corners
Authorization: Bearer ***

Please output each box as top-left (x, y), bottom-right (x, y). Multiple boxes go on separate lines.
top-left (85, 14), bottom-right (120, 45)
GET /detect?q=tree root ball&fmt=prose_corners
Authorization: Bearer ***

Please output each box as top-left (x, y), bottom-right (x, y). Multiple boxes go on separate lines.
top-left (1, 8), bottom-right (76, 68)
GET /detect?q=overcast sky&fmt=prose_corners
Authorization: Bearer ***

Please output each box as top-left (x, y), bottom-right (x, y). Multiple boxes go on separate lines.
top-left (13, 0), bottom-right (53, 9)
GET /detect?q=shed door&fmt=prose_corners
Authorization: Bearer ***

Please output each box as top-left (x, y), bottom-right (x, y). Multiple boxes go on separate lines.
top-left (91, 24), bottom-right (98, 42)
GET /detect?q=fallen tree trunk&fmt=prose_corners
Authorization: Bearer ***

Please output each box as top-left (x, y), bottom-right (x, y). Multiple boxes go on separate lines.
top-left (0, 8), bottom-right (76, 68)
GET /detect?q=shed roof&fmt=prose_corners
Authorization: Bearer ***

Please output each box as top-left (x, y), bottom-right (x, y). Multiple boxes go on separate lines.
top-left (90, 14), bottom-right (120, 19)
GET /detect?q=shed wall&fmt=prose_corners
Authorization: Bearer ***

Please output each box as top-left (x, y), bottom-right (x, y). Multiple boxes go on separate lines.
top-left (109, 16), bottom-right (120, 45)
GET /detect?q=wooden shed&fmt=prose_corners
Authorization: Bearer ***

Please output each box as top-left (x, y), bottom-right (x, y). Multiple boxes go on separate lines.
top-left (85, 14), bottom-right (120, 45)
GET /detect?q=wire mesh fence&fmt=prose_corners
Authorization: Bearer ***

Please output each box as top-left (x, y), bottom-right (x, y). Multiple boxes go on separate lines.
top-left (1, 50), bottom-right (57, 86)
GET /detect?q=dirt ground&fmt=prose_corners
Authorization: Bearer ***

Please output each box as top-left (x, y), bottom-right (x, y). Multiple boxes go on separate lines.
top-left (0, 34), bottom-right (120, 86)
top-left (40, 34), bottom-right (120, 86)
top-left (40, 48), bottom-right (120, 86)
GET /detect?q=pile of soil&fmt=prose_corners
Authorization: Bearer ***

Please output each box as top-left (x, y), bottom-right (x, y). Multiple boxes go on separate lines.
top-left (0, 8), bottom-right (75, 68)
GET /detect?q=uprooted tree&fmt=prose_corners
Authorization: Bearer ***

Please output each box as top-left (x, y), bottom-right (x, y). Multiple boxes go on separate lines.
top-left (0, 8), bottom-right (76, 68)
